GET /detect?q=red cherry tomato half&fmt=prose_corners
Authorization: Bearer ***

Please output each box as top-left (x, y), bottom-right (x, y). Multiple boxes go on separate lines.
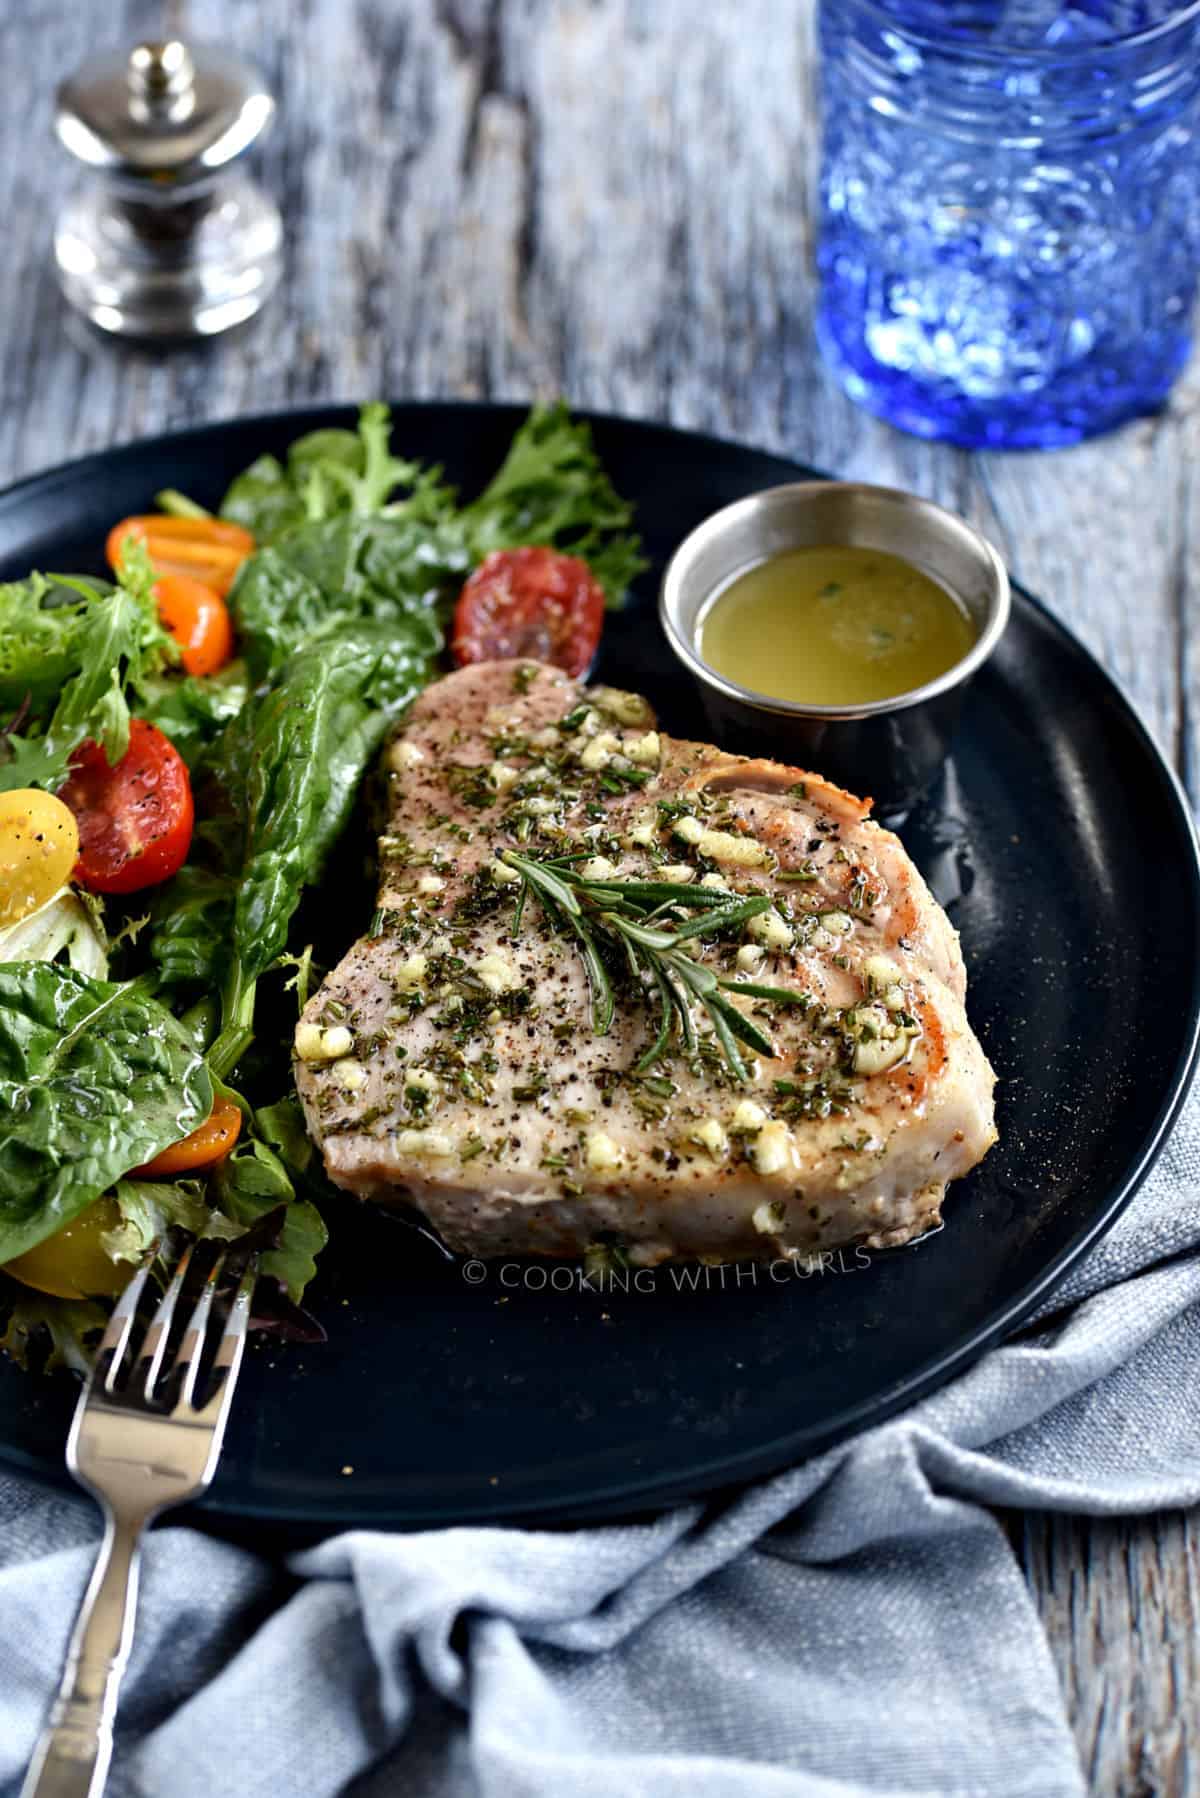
top-left (60, 719), bottom-right (194, 895)
top-left (451, 547), bottom-right (605, 679)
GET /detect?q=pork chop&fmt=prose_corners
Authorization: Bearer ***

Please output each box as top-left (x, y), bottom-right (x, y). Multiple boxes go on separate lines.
top-left (294, 660), bottom-right (997, 1264)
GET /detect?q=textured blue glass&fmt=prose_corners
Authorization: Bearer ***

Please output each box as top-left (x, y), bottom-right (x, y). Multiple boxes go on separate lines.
top-left (817, 1), bottom-right (1200, 446)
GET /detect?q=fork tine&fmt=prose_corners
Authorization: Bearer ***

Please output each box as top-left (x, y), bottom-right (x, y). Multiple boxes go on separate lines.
top-left (193, 1257), bottom-right (258, 1425)
top-left (133, 1243), bottom-right (194, 1401)
top-left (94, 1253), bottom-right (158, 1394)
top-left (169, 1252), bottom-right (223, 1411)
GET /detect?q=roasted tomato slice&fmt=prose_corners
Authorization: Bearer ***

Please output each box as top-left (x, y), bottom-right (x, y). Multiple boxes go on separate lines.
top-left (132, 1095), bottom-right (243, 1177)
top-left (451, 547), bottom-right (605, 679)
top-left (60, 719), bottom-right (194, 895)
top-left (153, 574), bottom-right (235, 676)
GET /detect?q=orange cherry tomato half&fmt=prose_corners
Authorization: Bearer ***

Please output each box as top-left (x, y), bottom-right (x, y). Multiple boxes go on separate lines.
top-left (132, 1096), bottom-right (243, 1178)
top-left (59, 718), bottom-right (194, 895)
top-left (451, 547), bottom-right (606, 679)
top-left (153, 574), bottom-right (235, 676)
top-left (107, 515), bottom-right (256, 598)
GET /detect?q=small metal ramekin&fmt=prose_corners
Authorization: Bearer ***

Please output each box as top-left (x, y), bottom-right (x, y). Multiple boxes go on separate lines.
top-left (659, 481), bottom-right (1010, 816)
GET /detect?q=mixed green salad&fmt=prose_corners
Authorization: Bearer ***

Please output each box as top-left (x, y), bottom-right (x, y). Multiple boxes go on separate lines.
top-left (0, 403), bottom-right (643, 1370)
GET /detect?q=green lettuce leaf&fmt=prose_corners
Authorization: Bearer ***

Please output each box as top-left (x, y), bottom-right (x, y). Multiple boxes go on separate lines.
top-left (104, 1177), bottom-right (240, 1264)
top-left (0, 554), bottom-right (176, 794)
top-left (221, 402), bottom-right (422, 543)
top-left (254, 1094), bottom-right (315, 1176)
top-left (209, 1138), bottom-right (326, 1302)
top-left (0, 965), bottom-right (212, 1263)
top-left (221, 403), bottom-right (645, 675)
top-left (0, 1291), bottom-right (107, 1375)
top-left (458, 402), bottom-right (646, 605)
top-left (0, 574), bottom-right (102, 717)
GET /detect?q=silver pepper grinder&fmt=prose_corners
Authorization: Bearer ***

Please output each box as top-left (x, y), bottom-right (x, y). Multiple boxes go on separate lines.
top-left (54, 39), bottom-right (283, 341)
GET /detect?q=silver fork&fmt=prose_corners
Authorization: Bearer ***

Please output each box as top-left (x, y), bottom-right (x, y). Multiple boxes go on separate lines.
top-left (21, 1243), bottom-right (258, 1798)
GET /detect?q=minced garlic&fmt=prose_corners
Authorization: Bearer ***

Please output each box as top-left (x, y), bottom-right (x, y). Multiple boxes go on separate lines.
top-left (579, 732), bottom-right (622, 771)
top-left (729, 1099), bottom-right (767, 1134)
top-left (689, 1117), bottom-right (728, 1159)
top-left (476, 952), bottom-right (519, 994)
top-left (627, 730), bottom-right (662, 766)
top-left (386, 738), bottom-right (425, 772)
top-left (751, 1120), bottom-right (792, 1176)
top-left (747, 909), bottom-right (794, 952)
top-left (395, 954), bottom-right (428, 991)
top-left (396, 1128), bottom-right (456, 1158)
top-left (295, 1023), bottom-right (354, 1062)
top-left (585, 1130), bottom-right (624, 1173)
top-left (331, 1057), bottom-right (367, 1092)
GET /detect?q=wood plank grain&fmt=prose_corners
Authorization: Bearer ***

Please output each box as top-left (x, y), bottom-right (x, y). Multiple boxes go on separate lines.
top-left (0, 2), bottom-right (1196, 1791)
top-left (1015, 1509), bottom-right (1200, 1797)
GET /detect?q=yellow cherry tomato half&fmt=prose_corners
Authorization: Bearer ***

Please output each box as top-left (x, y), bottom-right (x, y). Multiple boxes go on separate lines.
top-left (4, 1197), bottom-right (134, 1301)
top-left (0, 789), bottom-right (80, 929)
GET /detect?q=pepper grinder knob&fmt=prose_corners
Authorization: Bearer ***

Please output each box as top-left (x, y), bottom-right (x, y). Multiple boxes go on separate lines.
top-left (54, 39), bottom-right (283, 340)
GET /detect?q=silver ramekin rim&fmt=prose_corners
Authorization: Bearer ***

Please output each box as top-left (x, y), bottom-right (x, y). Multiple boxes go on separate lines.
top-left (659, 480), bottom-right (1012, 723)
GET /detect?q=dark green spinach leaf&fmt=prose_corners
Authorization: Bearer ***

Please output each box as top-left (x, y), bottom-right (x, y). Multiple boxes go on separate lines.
top-left (149, 868), bottom-right (235, 994)
top-left (229, 511), bottom-right (452, 682)
top-left (0, 965), bottom-right (212, 1262)
top-left (134, 660), bottom-right (250, 766)
top-left (184, 622), bottom-right (437, 1071)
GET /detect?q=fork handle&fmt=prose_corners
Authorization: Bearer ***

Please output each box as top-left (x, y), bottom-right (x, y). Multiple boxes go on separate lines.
top-left (21, 1504), bottom-right (144, 1798)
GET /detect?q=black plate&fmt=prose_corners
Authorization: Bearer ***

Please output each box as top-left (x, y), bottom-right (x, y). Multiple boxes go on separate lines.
top-left (1, 405), bottom-right (1197, 1531)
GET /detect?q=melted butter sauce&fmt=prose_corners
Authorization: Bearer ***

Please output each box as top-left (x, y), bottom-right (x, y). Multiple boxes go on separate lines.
top-left (697, 545), bottom-right (976, 707)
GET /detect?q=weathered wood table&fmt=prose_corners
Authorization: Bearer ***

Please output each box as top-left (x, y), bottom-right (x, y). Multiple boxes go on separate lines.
top-left (2, 1), bottom-right (1197, 1789)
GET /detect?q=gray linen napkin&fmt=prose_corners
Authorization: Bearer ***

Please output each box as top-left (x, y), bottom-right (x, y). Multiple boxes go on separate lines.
top-left (1, 1074), bottom-right (1197, 1798)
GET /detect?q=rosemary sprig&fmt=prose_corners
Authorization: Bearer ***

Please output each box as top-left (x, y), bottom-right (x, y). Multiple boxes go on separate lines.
top-left (499, 849), bottom-right (806, 1083)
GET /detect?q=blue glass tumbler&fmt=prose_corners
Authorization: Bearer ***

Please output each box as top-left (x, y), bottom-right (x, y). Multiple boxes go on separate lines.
top-left (816, 2), bottom-right (1200, 447)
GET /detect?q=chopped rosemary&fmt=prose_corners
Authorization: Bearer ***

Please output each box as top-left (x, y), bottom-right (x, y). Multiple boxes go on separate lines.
top-left (499, 849), bottom-right (807, 1083)
top-left (598, 765), bottom-right (653, 792)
